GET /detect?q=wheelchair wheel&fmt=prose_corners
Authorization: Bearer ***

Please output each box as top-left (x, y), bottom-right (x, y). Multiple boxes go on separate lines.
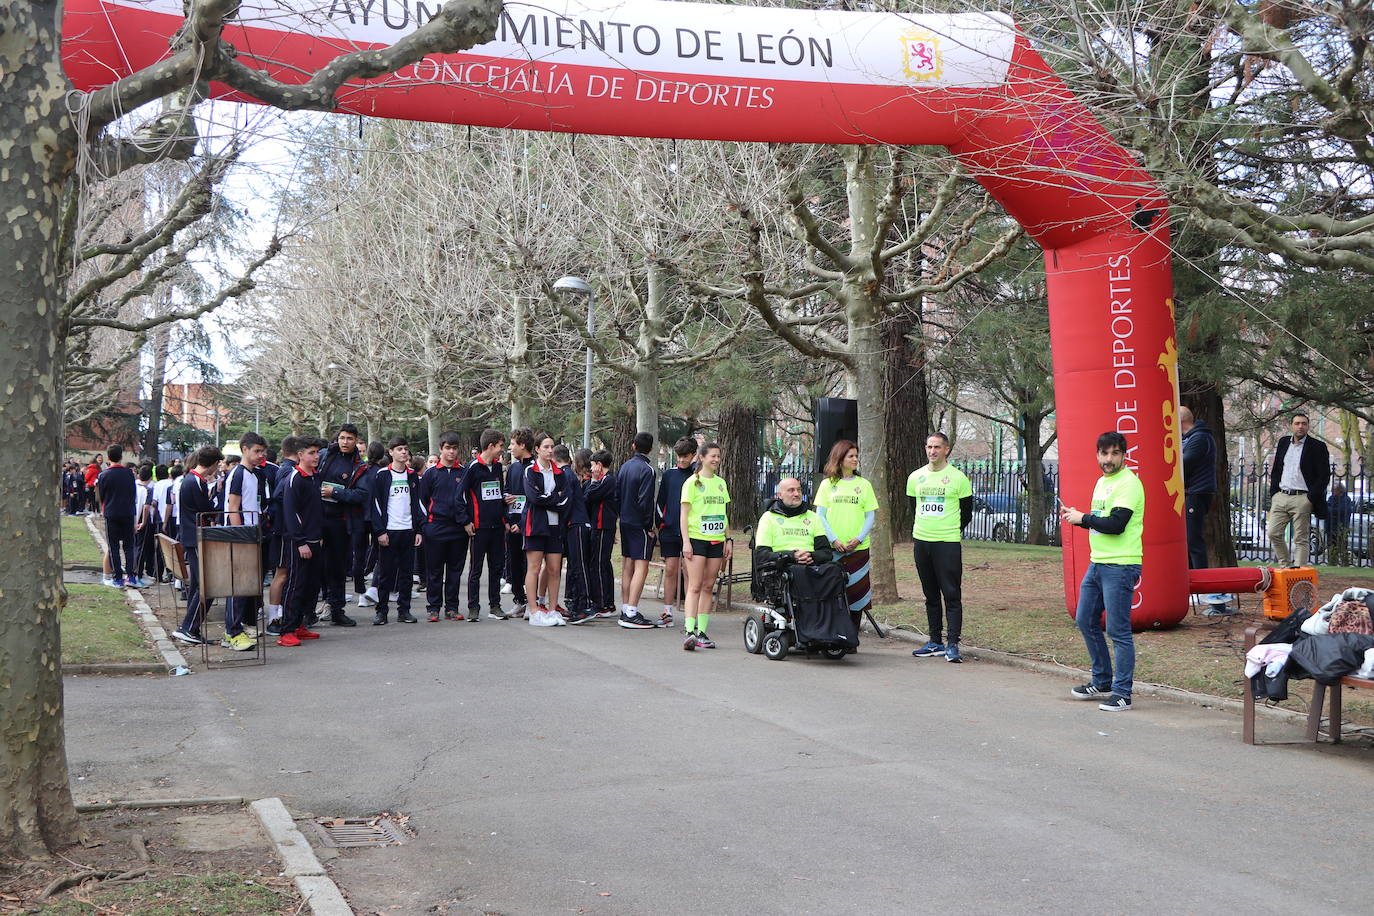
top-left (762, 630), bottom-right (788, 660)
top-left (821, 646), bottom-right (847, 660)
top-left (743, 615), bottom-right (765, 654)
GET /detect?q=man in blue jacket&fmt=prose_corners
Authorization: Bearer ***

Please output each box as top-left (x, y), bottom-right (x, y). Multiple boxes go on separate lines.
top-left (616, 432), bottom-right (659, 629)
top-left (171, 446), bottom-right (223, 645)
top-left (95, 444), bottom-right (139, 588)
top-left (317, 425), bottom-right (366, 626)
top-left (654, 437), bottom-right (698, 628)
top-left (369, 437), bottom-right (424, 625)
top-left (417, 431), bottom-right (470, 621)
top-left (1180, 407), bottom-right (1232, 616)
top-left (278, 438), bottom-right (328, 646)
top-left (503, 428), bottom-right (535, 617)
top-left (464, 428), bottom-right (509, 621)
top-left (1179, 406), bottom-right (1216, 570)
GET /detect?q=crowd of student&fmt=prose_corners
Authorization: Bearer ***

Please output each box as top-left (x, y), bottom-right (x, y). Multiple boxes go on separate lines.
top-left (72, 426), bottom-right (796, 652)
top-left (76, 426), bottom-right (1071, 688)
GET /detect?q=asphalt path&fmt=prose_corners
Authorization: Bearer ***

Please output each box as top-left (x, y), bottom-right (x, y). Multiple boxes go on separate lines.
top-left (64, 602), bottom-right (1372, 915)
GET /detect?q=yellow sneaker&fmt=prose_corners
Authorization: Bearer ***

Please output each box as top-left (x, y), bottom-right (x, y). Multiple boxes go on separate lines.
top-left (228, 633), bottom-right (256, 652)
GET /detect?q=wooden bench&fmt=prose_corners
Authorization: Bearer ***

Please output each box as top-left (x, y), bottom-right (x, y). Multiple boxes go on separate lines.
top-left (1243, 625), bottom-right (1374, 745)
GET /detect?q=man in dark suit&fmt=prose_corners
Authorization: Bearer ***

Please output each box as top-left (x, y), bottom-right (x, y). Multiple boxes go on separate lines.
top-left (1266, 411), bottom-right (1331, 567)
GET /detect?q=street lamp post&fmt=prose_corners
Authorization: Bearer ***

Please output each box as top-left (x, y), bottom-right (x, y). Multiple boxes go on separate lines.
top-left (245, 394), bottom-right (260, 433)
top-left (553, 276), bottom-right (595, 448)
top-left (326, 364), bottom-right (352, 424)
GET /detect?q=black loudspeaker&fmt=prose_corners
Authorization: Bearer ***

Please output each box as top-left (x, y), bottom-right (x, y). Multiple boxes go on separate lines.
top-left (814, 397), bottom-right (858, 469)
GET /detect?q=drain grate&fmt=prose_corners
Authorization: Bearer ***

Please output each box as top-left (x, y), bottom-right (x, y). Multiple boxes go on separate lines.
top-left (309, 817), bottom-right (408, 848)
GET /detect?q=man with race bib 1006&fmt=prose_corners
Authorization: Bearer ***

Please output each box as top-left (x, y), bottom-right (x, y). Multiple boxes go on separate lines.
top-left (905, 432), bottom-right (974, 664)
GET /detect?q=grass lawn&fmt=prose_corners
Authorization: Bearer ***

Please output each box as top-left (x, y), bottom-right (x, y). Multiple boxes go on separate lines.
top-left (63, 584), bottom-right (152, 666)
top-left (62, 515), bottom-right (106, 568)
top-left (30, 872), bottom-right (294, 915)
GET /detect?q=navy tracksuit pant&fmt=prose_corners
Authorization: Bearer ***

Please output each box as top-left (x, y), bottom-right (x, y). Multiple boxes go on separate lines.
top-left (321, 520), bottom-right (351, 618)
top-left (105, 517), bottom-right (137, 581)
top-left (563, 525), bottom-right (594, 613)
top-left (375, 529), bottom-right (417, 617)
top-left (467, 527), bottom-right (505, 613)
top-left (504, 529), bottom-right (527, 604)
top-left (589, 527), bottom-right (616, 612)
top-left (282, 541), bottom-right (323, 634)
top-left (178, 544), bottom-right (209, 636)
top-left (426, 534), bottom-right (468, 616)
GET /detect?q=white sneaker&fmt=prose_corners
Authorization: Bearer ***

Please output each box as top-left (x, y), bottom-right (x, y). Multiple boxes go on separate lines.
top-left (501, 579), bottom-right (512, 594)
top-left (100, 575), bottom-right (117, 588)
top-left (551, 612), bottom-right (568, 627)
top-left (358, 586), bottom-right (378, 608)
top-left (528, 610), bottom-right (552, 627)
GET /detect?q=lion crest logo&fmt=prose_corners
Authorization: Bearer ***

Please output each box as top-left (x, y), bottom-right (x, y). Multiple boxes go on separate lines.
top-left (901, 28), bottom-right (943, 81)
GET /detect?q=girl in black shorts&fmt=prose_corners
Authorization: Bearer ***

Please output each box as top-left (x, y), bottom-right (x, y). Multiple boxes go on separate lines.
top-left (679, 442), bottom-right (731, 650)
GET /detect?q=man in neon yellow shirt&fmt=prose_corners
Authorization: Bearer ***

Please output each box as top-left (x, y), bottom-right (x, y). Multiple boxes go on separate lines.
top-left (906, 433), bottom-right (974, 663)
top-left (1060, 431), bottom-right (1144, 712)
top-left (754, 478), bottom-right (834, 568)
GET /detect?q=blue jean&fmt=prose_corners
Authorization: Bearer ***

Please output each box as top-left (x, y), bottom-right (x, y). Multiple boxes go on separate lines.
top-left (1075, 563), bottom-right (1141, 699)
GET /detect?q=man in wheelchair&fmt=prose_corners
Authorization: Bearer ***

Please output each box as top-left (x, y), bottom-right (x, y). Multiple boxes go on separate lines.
top-left (748, 478), bottom-right (858, 658)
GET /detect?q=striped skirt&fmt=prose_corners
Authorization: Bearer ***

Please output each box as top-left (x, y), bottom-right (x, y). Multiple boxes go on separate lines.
top-left (839, 548), bottom-right (872, 615)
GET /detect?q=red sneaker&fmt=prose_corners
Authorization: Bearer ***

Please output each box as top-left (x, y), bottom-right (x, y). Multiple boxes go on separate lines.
top-left (294, 627), bottom-right (321, 640)
top-left (277, 633), bottom-right (302, 647)
top-left (428, 612), bottom-right (440, 622)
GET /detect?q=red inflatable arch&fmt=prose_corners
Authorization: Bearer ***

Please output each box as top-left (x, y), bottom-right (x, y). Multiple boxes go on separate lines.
top-left (62, 0), bottom-right (1191, 627)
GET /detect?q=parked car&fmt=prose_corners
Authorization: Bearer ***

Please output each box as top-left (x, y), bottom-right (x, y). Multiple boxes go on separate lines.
top-left (987, 509), bottom-right (1061, 546)
top-left (974, 493), bottom-right (1019, 514)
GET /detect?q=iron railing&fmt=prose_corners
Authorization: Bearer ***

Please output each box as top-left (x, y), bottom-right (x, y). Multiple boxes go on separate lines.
top-left (1230, 460), bottom-right (1370, 567)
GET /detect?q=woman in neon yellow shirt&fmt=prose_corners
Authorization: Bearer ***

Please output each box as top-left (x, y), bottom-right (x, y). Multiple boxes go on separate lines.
top-left (814, 440), bottom-right (878, 630)
top-left (680, 442), bottom-right (731, 650)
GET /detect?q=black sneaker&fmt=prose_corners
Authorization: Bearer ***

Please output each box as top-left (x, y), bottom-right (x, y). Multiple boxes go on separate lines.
top-left (265, 623), bottom-right (285, 637)
top-left (1098, 695), bottom-right (1132, 711)
top-left (488, 608), bottom-right (510, 620)
top-left (567, 610), bottom-right (593, 625)
top-left (171, 628), bottom-right (204, 645)
top-left (331, 613), bottom-right (358, 627)
top-left (1070, 683), bottom-right (1111, 700)
top-left (397, 612), bottom-right (418, 624)
top-left (372, 612), bottom-right (388, 626)
top-left (618, 610), bottom-right (658, 629)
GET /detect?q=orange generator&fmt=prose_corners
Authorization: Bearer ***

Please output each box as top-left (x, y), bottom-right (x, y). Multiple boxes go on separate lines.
top-left (1262, 567), bottom-right (1320, 620)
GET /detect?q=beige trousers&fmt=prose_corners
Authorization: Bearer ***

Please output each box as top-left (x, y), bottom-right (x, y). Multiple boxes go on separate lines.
top-left (1267, 491), bottom-right (1313, 567)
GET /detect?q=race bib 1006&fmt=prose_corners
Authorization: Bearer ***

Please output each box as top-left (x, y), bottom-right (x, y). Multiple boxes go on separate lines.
top-left (919, 498), bottom-right (946, 515)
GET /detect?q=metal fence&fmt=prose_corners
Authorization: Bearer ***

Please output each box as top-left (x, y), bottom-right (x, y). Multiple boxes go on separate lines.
top-left (748, 455), bottom-right (1373, 565)
top-left (1230, 460), bottom-right (1371, 567)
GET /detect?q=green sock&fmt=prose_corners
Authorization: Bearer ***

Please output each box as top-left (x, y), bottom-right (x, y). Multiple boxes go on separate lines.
top-left (697, 612), bottom-right (709, 634)
top-left (685, 615), bottom-right (696, 633)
